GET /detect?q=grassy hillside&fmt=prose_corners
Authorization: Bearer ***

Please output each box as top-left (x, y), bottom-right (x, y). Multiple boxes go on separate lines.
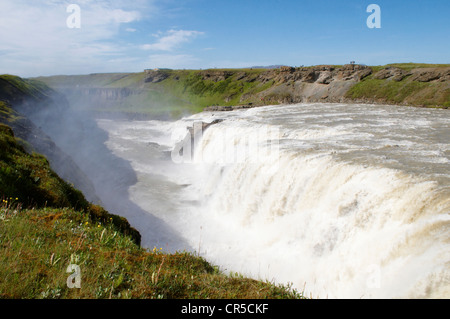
top-left (35, 69), bottom-right (274, 117)
top-left (345, 63), bottom-right (450, 108)
top-left (0, 203), bottom-right (303, 299)
top-left (0, 74), bottom-right (52, 103)
top-left (0, 122), bottom-right (140, 244)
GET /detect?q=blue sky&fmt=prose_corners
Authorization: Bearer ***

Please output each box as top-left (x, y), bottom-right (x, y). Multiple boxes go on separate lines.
top-left (0, 0), bottom-right (449, 77)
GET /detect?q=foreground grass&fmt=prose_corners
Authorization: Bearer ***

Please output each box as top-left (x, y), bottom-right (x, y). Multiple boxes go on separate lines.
top-left (0, 204), bottom-right (304, 299)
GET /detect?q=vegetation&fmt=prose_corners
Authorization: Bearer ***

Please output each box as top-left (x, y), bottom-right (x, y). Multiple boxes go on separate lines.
top-left (0, 123), bottom-right (140, 244)
top-left (0, 74), bottom-right (51, 102)
top-left (385, 63), bottom-right (450, 72)
top-left (346, 70), bottom-right (449, 108)
top-left (34, 68), bottom-right (275, 117)
top-left (35, 63), bottom-right (450, 118)
top-left (0, 203), bottom-right (304, 299)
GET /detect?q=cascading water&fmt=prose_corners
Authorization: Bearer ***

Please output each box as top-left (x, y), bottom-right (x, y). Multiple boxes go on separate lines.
top-left (97, 103), bottom-right (449, 299)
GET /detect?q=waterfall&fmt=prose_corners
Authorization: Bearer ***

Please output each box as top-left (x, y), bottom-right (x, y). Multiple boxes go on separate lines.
top-left (100, 103), bottom-right (450, 298)
top-left (169, 104), bottom-right (450, 298)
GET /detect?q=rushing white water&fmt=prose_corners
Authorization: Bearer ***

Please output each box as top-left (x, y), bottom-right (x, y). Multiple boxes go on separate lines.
top-left (97, 103), bottom-right (449, 299)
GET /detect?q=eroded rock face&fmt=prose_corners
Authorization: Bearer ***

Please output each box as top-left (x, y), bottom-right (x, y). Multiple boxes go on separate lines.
top-left (373, 67), bottom-right (450, 83)
top-left (316, 71), bottom-right (334, 84)
top-left (200, 70), bottom-right (234, 82)
top-left (334, 64), bottom-right (373, 81)
top-left (373, 67), bottom-right (408, 81)
top-left (144, 69), bottom-right (170, 83)
top-left (408, 68), bottom-right (450, 82)
top-left (258, 64), bottom-right (373, 85)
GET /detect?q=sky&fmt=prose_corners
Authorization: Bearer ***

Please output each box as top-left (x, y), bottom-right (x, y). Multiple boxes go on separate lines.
top-left (0, 0), bottom-right (449, 77)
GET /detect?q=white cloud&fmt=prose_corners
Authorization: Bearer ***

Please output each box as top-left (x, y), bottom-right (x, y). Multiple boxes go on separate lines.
top-left (0, 0), bottom-right (153, 76)
top-left (141, 30), bottom-right (204, 51)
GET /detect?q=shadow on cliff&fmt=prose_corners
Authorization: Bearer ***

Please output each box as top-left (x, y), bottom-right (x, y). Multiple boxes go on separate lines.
top-left (19, 100), bottom-right (191, 252)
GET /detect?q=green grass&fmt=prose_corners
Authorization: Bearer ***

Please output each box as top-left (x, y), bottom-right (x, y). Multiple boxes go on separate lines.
top-left (346, 63), bottom-right (450, 108)
top-left (385, 63), bottom-right (450, 72)
top-left (0, 101), bottom-right (20, 123)
top-left (156, 69), bottom-right (272, 110)
top-left (35, 69), bottom-right (275, 117)
top-left (0, 202), bottom-right (305, 299)
top-left (0, 123), bottom-right (141, 245)
top-left (33, 73), bottom-right (138, 89)
top-left (0, 75), bottom-right (49, 101)
top-left (346, 74), bottom-right (449, 107)
top-left (0, 123), bottom-right (87, 209)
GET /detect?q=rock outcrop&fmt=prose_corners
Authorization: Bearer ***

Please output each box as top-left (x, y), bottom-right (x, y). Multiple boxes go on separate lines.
top-left (372, 66), bottom-right (450, 83)
top-left (233, 64), bottom-right (374, 106)
top-left (200, 70), bottom-right (234, 82)
top-left (253, 64), bottom-right (373, 86)
top-left (373, 67), bottom-right (407, 81)
top-left (144, 69), bottom-right (170, 83)
top-left (409, 67), bottom-right (450, 82)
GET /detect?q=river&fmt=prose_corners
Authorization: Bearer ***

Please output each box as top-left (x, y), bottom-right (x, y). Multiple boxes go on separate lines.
top-left (96, 103), bottom-right (449, 298)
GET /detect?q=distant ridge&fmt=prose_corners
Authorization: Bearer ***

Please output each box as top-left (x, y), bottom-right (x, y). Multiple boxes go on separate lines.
top-left (35, 63), bottom-right (450, 119)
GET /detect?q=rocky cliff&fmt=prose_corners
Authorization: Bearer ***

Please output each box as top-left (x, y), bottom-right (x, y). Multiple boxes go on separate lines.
top-left (245, 64), bottom-right (373, 105)
top-left (204, 64), bottom-right (449, 109)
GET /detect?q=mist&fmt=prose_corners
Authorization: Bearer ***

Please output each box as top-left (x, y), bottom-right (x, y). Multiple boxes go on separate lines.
top-left (16, 88), bottom-right (190, 251)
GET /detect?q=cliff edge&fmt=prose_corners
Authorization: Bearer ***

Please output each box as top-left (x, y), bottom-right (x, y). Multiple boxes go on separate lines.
top-left (36, 63), bottom-right (449, 119)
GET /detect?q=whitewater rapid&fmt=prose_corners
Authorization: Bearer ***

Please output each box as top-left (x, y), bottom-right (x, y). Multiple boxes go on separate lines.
top-left (97, 103), bottom-right (449, 299)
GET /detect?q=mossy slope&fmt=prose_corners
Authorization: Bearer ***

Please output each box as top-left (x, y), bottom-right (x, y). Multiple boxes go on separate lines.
top-left (0, 205), bottom-right (303, 299)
